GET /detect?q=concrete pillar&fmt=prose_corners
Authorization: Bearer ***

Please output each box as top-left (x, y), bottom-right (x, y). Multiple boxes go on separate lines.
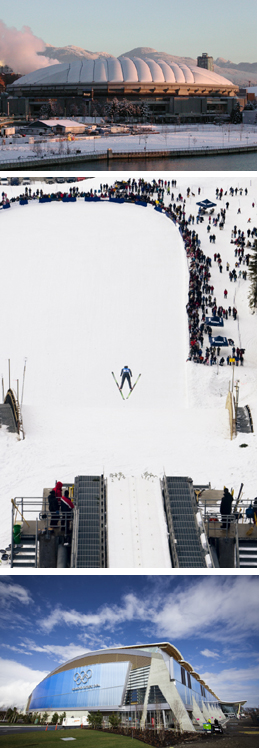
top-left (202, 700), bottom-right (211, 721)
top-left (212, 705), bottom-right (222, 720)
top-left (140, 656), bottom-right (195, 732)
top-left (192, 695), bottom-right (204, 726)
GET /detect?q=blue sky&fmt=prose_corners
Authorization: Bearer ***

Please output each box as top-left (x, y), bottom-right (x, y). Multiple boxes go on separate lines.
top-left (0, 575), bottom-right (258, 709)
top-left (0, 0), bottom-right (257, 62)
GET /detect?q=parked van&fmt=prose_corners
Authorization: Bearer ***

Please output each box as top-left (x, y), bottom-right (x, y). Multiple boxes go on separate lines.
top-left (62, 715), bottom-right (89, 727)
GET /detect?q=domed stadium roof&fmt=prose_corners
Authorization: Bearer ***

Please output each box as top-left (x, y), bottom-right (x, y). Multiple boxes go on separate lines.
top-left (12, 56), bottom-right (233, 87)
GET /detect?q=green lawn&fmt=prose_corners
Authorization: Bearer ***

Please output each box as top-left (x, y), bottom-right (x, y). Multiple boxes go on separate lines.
top-left (0, 728), bottom-right (152, 748)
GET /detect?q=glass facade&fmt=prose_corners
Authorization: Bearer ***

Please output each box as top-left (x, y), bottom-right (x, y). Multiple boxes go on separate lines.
top-left (29, 661), bottom-right (130, 711)
top-left (125, 687), bottom-right (146, 705)
top-left (28, 646), bottom-right (221, 720)
top-left (164, 655), bottom-right (218, 711)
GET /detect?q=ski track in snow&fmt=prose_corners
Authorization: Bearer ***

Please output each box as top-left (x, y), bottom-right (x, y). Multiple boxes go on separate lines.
top-left (0, 172), bottom-right (257, 553)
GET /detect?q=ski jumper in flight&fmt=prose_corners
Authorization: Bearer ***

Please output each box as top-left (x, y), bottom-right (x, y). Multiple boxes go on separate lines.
top-left (120, 366), bottom-right (132, 392)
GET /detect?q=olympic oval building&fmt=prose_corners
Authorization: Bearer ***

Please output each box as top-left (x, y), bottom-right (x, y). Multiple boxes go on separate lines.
top-left (26, 643), bottom-right (244, 729)
top-left (8, 56), bottom-right (238, 121)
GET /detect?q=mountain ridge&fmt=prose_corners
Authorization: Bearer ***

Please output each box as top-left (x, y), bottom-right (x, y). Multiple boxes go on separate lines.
top-left (37, 45), bottom-right (257, 86)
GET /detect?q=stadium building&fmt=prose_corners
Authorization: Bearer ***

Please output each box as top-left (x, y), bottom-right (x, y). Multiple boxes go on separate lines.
top-left (26, 643), bottom-right (245, 729)
top-left (8, 56), bottom-right (238, 121)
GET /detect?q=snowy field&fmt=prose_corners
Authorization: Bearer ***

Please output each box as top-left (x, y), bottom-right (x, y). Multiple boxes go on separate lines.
top-left (0, 124), bottom-right (256, 165)
top-left (0, 173), bottom-right (257, 555)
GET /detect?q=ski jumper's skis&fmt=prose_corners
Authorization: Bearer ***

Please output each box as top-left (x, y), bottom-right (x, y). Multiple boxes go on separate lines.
top-left (126, 373), bottom-right (141, 398)
top-left (112, 371), bottom-right (125, 399)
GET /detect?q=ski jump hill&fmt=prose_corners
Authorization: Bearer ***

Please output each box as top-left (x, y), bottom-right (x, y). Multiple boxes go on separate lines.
top-left (0, 174), bottom-right (256, 568)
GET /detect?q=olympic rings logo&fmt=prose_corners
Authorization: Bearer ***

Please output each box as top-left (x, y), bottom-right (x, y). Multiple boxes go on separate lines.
top-left (73, 669), bottom-right (92, 685)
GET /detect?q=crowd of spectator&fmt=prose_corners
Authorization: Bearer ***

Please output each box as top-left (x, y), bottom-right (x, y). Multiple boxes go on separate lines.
top-left (1, 178), bottom-right (256, 371)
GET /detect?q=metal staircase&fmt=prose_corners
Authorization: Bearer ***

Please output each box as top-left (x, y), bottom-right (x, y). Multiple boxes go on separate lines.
top-left (238, 538), bottom-right (257, 567)
top-left (71, 475), bottom-right (106, 567)
top-left (12, 535), bottom-right (36, 567)
top-left (162, 476), bottom-right (209, 567)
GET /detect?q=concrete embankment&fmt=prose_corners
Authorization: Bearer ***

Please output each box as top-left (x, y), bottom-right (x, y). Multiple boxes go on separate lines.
top-left (0, 144), bottom-right (256, 170)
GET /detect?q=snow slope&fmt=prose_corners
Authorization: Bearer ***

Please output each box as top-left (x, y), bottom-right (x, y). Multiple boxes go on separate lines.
top-left (0, 174), bottom-right (257, 556)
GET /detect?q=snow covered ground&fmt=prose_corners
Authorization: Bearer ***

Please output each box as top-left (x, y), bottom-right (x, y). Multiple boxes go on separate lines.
top-left (0, 173), bottom-right (257, 559)
top-left (0, 124), bottom-right (256, 165)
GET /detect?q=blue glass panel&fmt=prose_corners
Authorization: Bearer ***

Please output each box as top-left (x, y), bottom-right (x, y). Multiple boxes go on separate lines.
top-left (185, 686), bottom-right (192, 706)
top-left (176, 682), bottom-right (186, 704)
top-left (173, 659), bottom-right (181, 681)
top-left (30, 661), bottom-right (130, 711)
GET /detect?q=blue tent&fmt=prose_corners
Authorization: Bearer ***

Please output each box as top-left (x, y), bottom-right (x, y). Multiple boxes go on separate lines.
top-left (209, 335), bottom-right (229, 347)
top-left (206, 316), bottom-right (224, 327)
top-left (196, 199), bottom-right (217, 210)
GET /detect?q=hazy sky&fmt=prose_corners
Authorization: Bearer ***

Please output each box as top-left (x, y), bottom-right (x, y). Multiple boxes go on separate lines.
top-left (0, 0), bottom-right (257, 62)
top-left (0, 575), bottom-right (258, 710)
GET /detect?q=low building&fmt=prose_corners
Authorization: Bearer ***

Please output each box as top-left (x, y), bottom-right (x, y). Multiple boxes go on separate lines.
top-left (1, 126), bottom-right (15, 136)
top-left (24, 119), bottom-right (86, 135)
top-left (26, 642), bottom-right (246, 729)
top-left (0, 93), bottom-right (29, 116)
top-left (242, 109), bottom-right (257, 124)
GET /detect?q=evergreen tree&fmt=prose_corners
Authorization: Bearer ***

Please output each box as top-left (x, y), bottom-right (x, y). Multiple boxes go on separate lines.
top-left (230, 102), bottom-right (242, 124)
top-left (108, 712), bottom-right (121, 729)
top-left (139, 101), bottom-right (150, 122)
top-left (87, 710), bottom-right (103, 729)
top-left (248, 239), bottom-right (257, 311)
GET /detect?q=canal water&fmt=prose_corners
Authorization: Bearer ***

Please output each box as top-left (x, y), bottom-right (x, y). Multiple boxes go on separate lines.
top-left (41, 151), bottom-right (256, 172)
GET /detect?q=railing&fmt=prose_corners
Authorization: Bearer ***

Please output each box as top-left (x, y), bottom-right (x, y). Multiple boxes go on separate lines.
top-left (35, 517), bottom-right (38, 568)
top-left (200, 499), bottom-right (256, 524)
top-left (195, 511), bottom-right (215, 568)
top-left (204, 514), bottom-right (240, 548)
top-left (161, 478), bottom-right (179, 568)
top-left (11, 497), bottom-right (74, 567)
top-left (70, 506), bottom-right (79, 568)
top-left (0, 139), bottom-right (257, 167)
top-left (235, 523), bottom-right (240, 568)
top-left (11, 497), bottom-right (42, 567)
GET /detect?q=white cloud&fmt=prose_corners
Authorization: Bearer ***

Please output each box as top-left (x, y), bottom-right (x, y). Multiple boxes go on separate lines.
top-left (151, 577), bottom-right (259, 642)
top-left (39, 577), bottom-right (259, 647)
top-left (201, 649), bottom-right (220, 658)
top-left (0, 581), bottom-right (32, 606)
top-left (4, 646), bottom-right (32, 656)
top-left (0, 658), bottom-right (48, 710)
top-left (40, 593), bottom-right (142, 633)
top-left (199, 664), bottom-right (259, 704)
top-left (19, 639), bottom-right (90, 664)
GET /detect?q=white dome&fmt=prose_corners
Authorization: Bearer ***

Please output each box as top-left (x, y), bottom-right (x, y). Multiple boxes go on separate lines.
top-left (13, 56), bottom-right (233, 87)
